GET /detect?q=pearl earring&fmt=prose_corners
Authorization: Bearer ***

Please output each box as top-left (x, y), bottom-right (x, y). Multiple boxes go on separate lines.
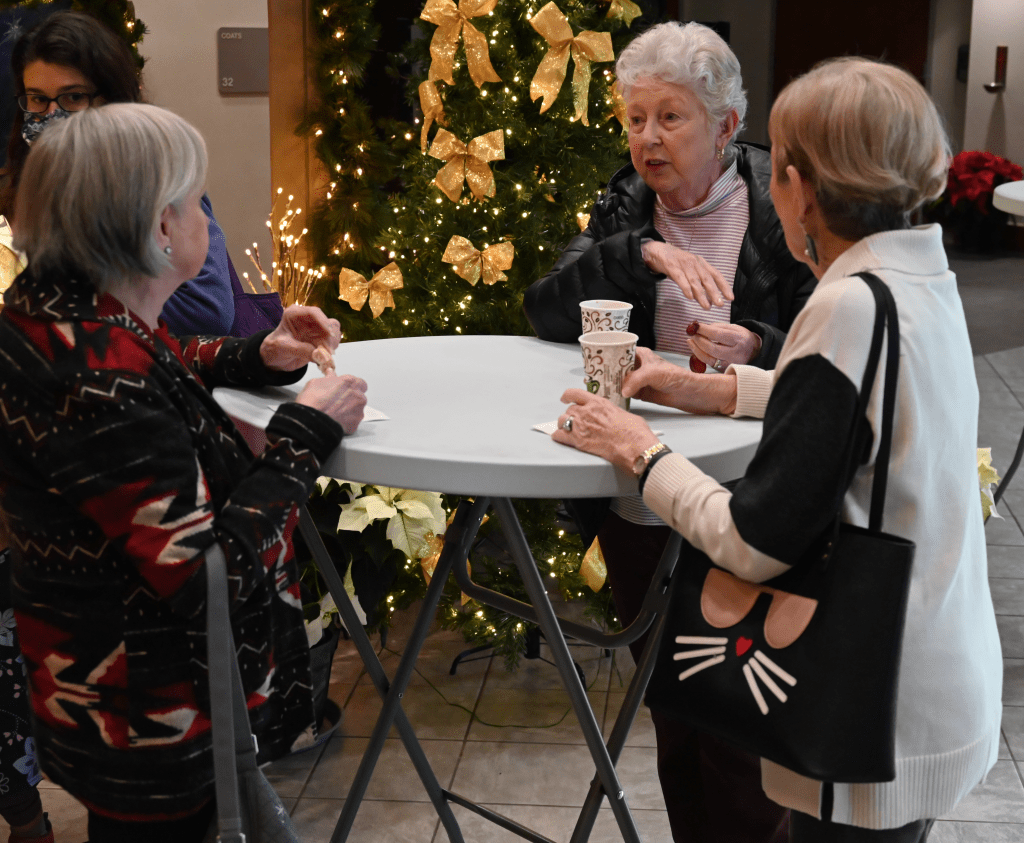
top-left (164, 246), bottom-right (172, 256)
top-left (715, 147), bottom-right (725, 161)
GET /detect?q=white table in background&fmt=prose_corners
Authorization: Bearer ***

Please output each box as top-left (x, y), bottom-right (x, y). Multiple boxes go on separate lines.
top-left (216, 335), bottom-right (762, 843)
top-left (990, 182), bottom-right (1024, 502)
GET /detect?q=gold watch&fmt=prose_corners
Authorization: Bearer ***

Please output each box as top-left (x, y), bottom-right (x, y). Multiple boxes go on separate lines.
top-left (632, 442), bottom-right (669, 477)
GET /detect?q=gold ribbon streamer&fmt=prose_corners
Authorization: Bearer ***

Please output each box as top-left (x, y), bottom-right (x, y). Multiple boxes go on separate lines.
top-left (609, 82), bottom-right (628, 131)
top-left (421, 515), bottom-right (485, 605)
top-left (580, 536), bottom-right (607, 592)
top-left (420, 0), bottom-right (501, 88)
top-left (441, 236), bottom-right (514, 286)
top-left (418, 79), bottom-right (448, 153)
top-left (603, 0), bottom-right (642, 25)
top-left (428, 128), bottom-right (505, 202)
top-left (529, 2), bottom-right (614, 127)
top-left (338, 262), bottom-right (403, 318)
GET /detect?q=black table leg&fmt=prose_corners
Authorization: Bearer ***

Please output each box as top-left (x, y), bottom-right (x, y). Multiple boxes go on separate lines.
top-left (299, 499), bottom-right (488, 843)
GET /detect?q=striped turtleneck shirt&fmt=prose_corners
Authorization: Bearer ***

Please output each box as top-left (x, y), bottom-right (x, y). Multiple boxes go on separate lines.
top-left (612, 158), bottom-right (749, 525)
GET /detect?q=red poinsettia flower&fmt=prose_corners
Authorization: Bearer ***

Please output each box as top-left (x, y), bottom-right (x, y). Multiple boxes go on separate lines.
top-left (946, 150), bottom-right (1024, 212)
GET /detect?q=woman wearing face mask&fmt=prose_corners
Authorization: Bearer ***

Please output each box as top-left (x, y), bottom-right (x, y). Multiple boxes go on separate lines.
top-left (0, 10), bottom-right (237, 337)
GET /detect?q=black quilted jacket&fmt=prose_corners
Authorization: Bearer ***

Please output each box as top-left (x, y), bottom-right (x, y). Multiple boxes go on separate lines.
top-left (523, 142), bottom-right (816, 369)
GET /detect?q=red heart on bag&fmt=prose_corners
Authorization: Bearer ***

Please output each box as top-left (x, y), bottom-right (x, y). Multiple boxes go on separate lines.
top-left (736, 637), bottom-right (753, 656)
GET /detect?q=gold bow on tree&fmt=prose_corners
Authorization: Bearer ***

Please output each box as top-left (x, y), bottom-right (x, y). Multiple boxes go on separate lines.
top-left (338, 262), bottom-right (403, 318)
top-left (529, 2), bottom-right (614, 126)
top-left (418, 79), bottom-right (448, 153)
top-left (442, 236), bottom-right (514, 286)
top-left (429, 128), bottom-right (505, 202)
top-left (420, 0), bottom-right (501, 88)
top-left (602, 0), bottom-right (642, 25)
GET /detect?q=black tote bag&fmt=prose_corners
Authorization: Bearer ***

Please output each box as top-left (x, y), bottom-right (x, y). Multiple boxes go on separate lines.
top-left (645, 272), bottom-right (915, 784)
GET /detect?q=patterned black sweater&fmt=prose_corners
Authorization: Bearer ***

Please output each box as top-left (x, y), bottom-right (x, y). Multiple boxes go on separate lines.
top-left (0, 268), bottom-right (342, 820)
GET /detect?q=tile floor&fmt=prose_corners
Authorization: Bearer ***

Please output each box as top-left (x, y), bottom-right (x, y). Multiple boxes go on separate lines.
top-left (36, 315), bottom-right (1024, 843)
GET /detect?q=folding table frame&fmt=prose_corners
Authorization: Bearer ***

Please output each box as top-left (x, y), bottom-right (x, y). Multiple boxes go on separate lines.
top-left (299, 495), bottom-right (684, 843)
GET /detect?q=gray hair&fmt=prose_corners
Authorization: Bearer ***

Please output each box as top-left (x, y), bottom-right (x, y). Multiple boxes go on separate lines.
top-left (771, 57), bottom-right (950, 240)
top-left (14, 103), bottom-right (208, 288)
top-left (616, 21), bottom-right (747, 141)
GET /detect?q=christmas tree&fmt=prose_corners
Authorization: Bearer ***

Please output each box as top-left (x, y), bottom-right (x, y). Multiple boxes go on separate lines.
top-left (302, 0), bottom-right (651, 665)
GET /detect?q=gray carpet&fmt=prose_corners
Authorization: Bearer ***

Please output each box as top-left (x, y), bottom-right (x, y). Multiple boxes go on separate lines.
top-left (949, 250), bottom-right (1024, 355)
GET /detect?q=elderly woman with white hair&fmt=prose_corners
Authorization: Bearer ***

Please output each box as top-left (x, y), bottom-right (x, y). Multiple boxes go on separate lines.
top-left (526, 21), bottom-right (816, 842)
top-left (552, 57), bottom-right (1002, 843)
top-left (0, 103), bottom-right (367, 842)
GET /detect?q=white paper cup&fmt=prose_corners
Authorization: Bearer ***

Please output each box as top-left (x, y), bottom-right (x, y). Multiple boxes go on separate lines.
top-left (580, 299), bottom-right (633, 334)
top-left (578, 330), bottom-right (638, 410)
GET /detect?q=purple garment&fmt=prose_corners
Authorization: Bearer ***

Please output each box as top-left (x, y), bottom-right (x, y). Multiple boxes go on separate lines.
top-left (159, 194), bottom-right (235, 335)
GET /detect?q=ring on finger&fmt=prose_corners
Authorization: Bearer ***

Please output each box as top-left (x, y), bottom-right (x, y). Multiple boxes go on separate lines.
top-left (562, 417), bottom-right (573, 432)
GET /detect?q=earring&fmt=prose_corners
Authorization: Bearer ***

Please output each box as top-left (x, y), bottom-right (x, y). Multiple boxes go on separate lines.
top-left (715, 147), bottom-right (725, 161)
top-left (164, 246), bottom-right (172, 256)
top-left (802, 231), bottom-right (819, 265)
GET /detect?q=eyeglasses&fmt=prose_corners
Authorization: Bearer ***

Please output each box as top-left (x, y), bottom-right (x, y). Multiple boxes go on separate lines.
top-left (16, 91), bottom-right (99, 114)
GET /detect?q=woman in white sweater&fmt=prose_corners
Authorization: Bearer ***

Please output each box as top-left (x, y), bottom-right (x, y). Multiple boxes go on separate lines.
top-left (550, 57), bottom-right (1001, 842)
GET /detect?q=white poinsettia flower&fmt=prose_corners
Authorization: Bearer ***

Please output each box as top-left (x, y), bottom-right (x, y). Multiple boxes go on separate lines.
top-left (335, 485), bottom-right (447, 559)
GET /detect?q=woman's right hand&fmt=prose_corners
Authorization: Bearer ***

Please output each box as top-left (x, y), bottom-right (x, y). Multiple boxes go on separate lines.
top-left (641, 240), bottom-right (734, 309)
top-left (623, 347), bottom-right (737, 416)
top-left (295, 374), bottom-right (368, 434)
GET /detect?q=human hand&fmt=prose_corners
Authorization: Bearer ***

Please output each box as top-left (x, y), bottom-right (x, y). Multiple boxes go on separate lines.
top-left (551, 388), bottom-right (660, 474)
top-left (260, 305), bottom-right (342, 374)
top-left (295, 374), bottom-right (368, 435)
top-left (687, 322), bottom-right (762, 370)
top-left (623, 347), bottom-right (738, 416)
top-left (641, 241), bottom-right (734, 309)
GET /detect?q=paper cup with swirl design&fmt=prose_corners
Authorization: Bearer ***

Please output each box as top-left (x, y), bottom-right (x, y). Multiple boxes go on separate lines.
top-left (579, 330), bottom-right (638, 410)
top-left (580, 299), bottom-right (633, 334)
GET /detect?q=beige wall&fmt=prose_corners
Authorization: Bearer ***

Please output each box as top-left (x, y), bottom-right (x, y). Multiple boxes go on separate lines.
top-left (133, 0), bottom-right (272, 267)
top-left (964, 0), bottom-right (1023, 162)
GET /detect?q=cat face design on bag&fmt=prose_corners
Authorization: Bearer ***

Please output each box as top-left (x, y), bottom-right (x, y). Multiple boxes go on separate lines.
top-left (673, 569), bottom-right (817, 715)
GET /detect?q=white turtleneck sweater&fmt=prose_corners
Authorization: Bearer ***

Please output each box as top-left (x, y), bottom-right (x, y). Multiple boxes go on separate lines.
top-left (643, 224), bottom-right (1002, 829)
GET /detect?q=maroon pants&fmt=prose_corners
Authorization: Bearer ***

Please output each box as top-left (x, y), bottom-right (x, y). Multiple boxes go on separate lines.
top-left (599, 512), bottom-right (790, 843)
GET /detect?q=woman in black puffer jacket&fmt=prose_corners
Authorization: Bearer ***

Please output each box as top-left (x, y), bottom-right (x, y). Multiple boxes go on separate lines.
top-left (524, 22), bottom-right (815, 843)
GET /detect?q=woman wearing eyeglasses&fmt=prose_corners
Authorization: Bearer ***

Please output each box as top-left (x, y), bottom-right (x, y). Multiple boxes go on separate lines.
top-left (0, 10), bottom-right (237, 338)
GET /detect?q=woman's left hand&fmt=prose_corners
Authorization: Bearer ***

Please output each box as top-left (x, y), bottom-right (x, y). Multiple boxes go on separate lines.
top-left (551, 389), bottom-right (661, 474)
top-left (260, 305), bottom-right (342, 373)
top-left (688, 322), bottom-right (762, 370)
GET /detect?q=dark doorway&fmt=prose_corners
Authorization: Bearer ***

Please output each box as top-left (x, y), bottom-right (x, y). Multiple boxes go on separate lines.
top-left (773, 0), bottom-right (933, 96)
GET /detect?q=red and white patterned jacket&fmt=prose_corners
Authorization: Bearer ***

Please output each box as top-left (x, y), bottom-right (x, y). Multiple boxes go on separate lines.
top-left (0, 267), bottom-right (343, 821)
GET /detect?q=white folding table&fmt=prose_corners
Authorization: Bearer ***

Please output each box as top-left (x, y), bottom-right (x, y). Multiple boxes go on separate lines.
top-left (215, 334), bottom-right (762, 843)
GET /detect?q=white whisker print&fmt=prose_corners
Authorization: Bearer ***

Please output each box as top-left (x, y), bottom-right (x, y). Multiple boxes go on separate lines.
top-left (673, 646), bottom-right (726, 661)
top-left (750, 658), bottom-right (788, 703)
top-left (742, 663), bottom-right (769, 715)
top-left (675, 635), bottom-right (728, 645)
top-left (754, 650), bottom-right (797, 686)
top-left (677, 654), bottom-right (725, 681)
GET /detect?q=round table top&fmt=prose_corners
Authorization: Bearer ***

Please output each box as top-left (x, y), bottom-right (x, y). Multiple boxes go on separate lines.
top-left (994, 180), bottom-right (1024, 215)
top-left (214, 335), bottom-right (763, 499)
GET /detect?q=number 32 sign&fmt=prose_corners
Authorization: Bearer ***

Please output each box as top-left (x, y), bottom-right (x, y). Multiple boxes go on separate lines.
top-left (217, 28), bottom-right (269, 95)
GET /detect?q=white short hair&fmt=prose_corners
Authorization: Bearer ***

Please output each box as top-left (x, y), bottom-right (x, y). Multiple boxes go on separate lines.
top-left (14, 103), bottom-right (208, 287)
top-left (616, 22), bottom-right (747, 140)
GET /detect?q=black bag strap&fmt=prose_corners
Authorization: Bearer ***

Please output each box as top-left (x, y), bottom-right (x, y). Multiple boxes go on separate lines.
top-left (205, 544), bottom-right (256, 843)
top-left (853, 272), bottom-right (900, 531)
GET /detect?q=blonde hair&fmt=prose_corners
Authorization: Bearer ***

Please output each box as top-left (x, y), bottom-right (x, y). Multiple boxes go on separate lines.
top-left (14, 103), bottom-right (208, 287)
top-left (770, 57), bottom-right (950, 239)
top-left (616, 21), bottom-right (747, 142)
